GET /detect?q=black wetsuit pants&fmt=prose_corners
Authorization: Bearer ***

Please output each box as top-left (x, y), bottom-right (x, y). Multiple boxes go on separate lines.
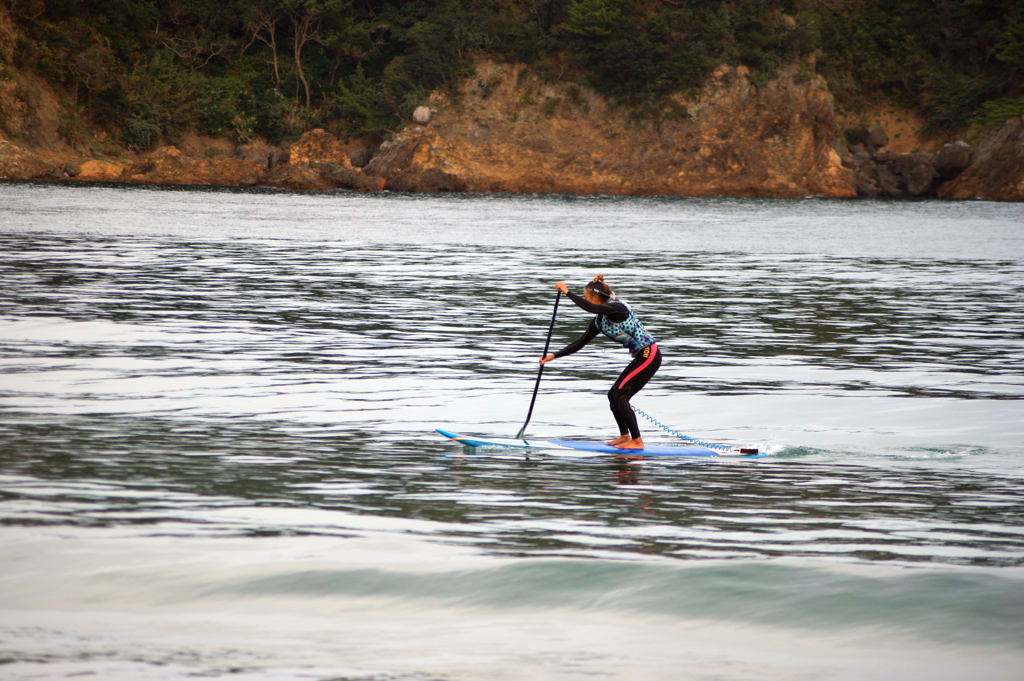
top-left (609, 343), bottom-right (661, 439)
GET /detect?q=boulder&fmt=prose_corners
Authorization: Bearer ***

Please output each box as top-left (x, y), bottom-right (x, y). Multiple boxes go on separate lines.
top-left (362, 135), bottom-right (422, 178)
top-left (359, 129), bottom-right (465, 192)
top-left (287, 129), bottom-right (351, 167)
top-left (412, 106), bottom-right (432, 125)
top-left (900, 154), bottom-right (937, 196)
top-left (933, 141), bottom-right (973, 180)
top-left (348, 147), bottom-right (373, 168)
top-left (891, 151), bottom-right (929, 175)
top-left (938, 117), bottom-right (1024, 200)
top-left (855, 178), bottom-right (879, 197)
top-left (76, 160), bottom-right (126, 182)
top-left (874, 151), bottom-right (937, 196)
top-left (237, 141), bottom-right (286, 169)
top-left (876, 165), bottom-right (902, 197)
top-left (873, 148), bottom-right (898, 164)
top-left (0, 139), bottom-right (58, 179)
top-left (62, 160), bottom-right (81, 177)
top-left (854, 159), bottom-right (879, 197)
top-left (850, 146), bottom-right (871, 166)
top-left (865, 125), bottom-right (888, 151)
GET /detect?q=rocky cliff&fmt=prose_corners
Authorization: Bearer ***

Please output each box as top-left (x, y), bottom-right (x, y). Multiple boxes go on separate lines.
top-left (366, 61), bottom-right (855, 197)
top-left (1, 58), bottom-right (1021, 200)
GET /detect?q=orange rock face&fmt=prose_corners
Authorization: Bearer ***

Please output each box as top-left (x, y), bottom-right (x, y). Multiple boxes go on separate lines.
top-left (74, 133), bottom-right (380, 192)
top-left (287, 129), bottom-right (352, 167)
top-left (119, 146), bottom-right (265, 186)
top-left (76, 160), bottom-right (126, 182)
top-left (0, 139), bottom-right (57, 179)
top-left (371, 61), bottom-right (856, 197)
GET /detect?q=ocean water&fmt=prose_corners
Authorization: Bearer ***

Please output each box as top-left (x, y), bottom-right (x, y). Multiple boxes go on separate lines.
top-left (1, 182), bottom-right (1022, 680)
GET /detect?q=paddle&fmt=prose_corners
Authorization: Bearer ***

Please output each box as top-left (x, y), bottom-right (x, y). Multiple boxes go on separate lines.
top-left (516, 289), bottom-right (560, 440)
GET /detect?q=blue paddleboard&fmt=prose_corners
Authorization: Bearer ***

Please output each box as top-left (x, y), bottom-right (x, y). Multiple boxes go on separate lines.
top-left (436, 429), bottom-right (761, 457)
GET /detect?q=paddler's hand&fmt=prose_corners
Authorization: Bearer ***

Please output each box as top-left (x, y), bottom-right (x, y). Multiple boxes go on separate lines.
top-left (555, 281), bottom-right (568, 294)
top-left (539, 353), bottom-right (555, 365)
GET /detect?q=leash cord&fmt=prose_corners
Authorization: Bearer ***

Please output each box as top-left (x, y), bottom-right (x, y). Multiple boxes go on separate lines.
top-left (631, 405), bottom-right (730, 451)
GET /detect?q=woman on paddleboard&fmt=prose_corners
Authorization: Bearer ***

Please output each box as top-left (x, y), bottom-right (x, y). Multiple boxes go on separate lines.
top-left (539, 275), bottom-right (661, 451)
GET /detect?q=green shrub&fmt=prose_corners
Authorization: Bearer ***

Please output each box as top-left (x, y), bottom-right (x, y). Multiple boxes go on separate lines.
top-left (561, 0), bottom-right (623, 38)
top-left (199, 77), bottom-right (258, 142)
top-left (919, 71), bottom-right (1001, 133)
top-left (580, 11), bottom-right (713, 105)
top-left (973, 98), bottom-right (1024, 127)
top-left (250, 83), bottom-right (291, 143)
top-left (124, 52), bottom-right (205, 139)
top-left (334, 64), bottom-right (392, 140)
top-left (121, 116), bottom-right (160, 151)
top-left (490, 6), bottom-right (560, 64)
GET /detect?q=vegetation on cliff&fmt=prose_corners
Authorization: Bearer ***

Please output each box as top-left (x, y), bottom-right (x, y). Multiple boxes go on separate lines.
top-left (0, 0), bottom-right (1021, 151)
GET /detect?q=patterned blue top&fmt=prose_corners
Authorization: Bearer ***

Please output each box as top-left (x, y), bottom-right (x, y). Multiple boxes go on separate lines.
top-left (553, 291), bottom-right (656, 358)
top-left (595, 300), bottom-right (655, 355)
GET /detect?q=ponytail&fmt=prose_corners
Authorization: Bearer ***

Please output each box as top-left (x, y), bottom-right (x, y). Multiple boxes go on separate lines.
top-left (584, 273), bottom-right (614, 300)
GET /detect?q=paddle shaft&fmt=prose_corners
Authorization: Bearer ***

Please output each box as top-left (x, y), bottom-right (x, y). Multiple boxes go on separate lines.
top-left (516, 290), bottom-right (561, 439)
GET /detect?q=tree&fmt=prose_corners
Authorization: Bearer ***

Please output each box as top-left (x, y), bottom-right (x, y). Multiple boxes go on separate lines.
top-left (559, 0), bottom-right (621, 38)
top-left (283, 0), bottom-right (346, 108)
top-left (243, 0), bottom-right (287, 87)
top-left (156, 0), bottom-right (238, 71)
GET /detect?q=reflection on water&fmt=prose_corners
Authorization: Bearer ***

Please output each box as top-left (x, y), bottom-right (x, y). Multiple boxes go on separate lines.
top-left (1, 413), bottom-right (1022, 568)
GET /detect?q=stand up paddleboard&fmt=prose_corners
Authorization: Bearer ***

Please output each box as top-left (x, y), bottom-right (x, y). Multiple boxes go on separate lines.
top-left (436, 429), bottom-right (761, 458)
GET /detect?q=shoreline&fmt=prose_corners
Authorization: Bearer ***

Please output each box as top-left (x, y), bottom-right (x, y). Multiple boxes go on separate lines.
top-left (1, 175), bottom-right (1016, 202)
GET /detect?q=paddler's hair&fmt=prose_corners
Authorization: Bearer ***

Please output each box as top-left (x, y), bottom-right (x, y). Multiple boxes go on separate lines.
top-left (584, 273), bottom-right (614, 300)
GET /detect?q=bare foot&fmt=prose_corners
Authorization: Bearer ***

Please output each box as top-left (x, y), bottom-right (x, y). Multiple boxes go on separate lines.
top-left (605, 434), bottom-right (630, 446)
top-left (616, 437), bottom-right (644, 450)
